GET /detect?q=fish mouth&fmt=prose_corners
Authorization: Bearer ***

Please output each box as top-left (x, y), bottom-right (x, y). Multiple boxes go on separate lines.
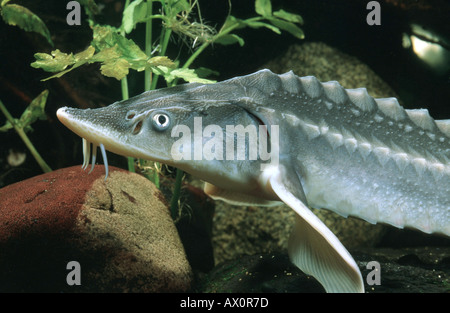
top-left (57, 106), bottom-right (172, 178)
top-left (57, 107), bottom-right (116, 147)
top-left (57, 107), bottom-right (113, 178)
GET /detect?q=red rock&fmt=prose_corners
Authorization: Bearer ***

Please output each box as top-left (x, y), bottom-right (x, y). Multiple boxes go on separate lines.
top-left (0, 166), bottom-right (192, 292)
top-left (0, 166), bottom-right (119, 244)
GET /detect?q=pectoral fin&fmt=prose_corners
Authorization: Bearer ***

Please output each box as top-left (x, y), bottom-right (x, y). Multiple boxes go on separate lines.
top-left (265, 165), bottom-right (364, 293)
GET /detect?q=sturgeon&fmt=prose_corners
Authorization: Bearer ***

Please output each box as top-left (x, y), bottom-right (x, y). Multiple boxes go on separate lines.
top-left (57, 69), bottom-right (450, 293)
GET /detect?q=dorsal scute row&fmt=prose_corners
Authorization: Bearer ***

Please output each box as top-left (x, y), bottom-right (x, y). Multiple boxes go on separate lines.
top-left (405, 109), bottom-right (437, 132)
top-left (279, 70), bottom-right (450, 139)
top-left (231, 70), bottom-right (450, 140)
top-left (374, 98), bottom-right (406, 121)
top-left (346, 88), bottom-right (378, 112)
top-left (436, 120), bottom-right (450, 138)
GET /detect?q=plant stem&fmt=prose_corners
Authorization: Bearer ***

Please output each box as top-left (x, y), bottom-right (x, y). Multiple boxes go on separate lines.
top-left (150, 27), bottom-right (173, 90)
top-left (0, 100), bottom-right (52, 173)
top-left (143, 0), bottom-right (160, 187)
top-left (120, 1), bottom-right (134, 173)
top-left (170, 168), bottom-right (184, 219)
top-left (160, 28), bottom-right (172, 56)
top-left (121, 75), bottom-right (129, 100)
top-left (127, 157), bottom-right (135, 173)
top-left (181, 40), bottom-right (209, 70)
top-left (120, 69), bottom-right (135, 173)
top-left (144, 0), bottom-right (153, 91)
top-left (182, 16), bottom-right (263, 70)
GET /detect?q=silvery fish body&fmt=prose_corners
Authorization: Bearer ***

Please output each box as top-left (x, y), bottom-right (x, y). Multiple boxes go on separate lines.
top-left (57, 69), bottom-right (450, 292)
top-left (233, 70), bottom-right (450, 235)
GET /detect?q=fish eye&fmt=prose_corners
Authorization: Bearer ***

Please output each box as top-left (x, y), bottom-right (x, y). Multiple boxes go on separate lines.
top-left (151, 112), bottom-right (170, 131)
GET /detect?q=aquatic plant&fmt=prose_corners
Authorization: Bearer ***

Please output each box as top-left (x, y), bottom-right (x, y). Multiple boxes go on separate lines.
top-left (0, 91), bottom-right (52, 173)
top-left (0, 1), bottom-right (53, 173)
top-left (0, 0), bottom-right (53, 46)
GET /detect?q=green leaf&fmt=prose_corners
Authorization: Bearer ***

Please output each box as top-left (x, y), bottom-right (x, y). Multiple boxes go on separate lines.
top-left (74, 45), bottom-right (97, 61)
top-left (79, 0), bottom-right (100, 21)
top-left (168, 0), bottom-right (191, 15)
top-left (92, 25), bottom-right (148, 64)
top-left (122, 0), bottom-right (148, 34)
top-left (100, 58), bottom-right (130, 80)
top-left (147, 56), bottom-right (175, 68)
top-left (156, 67), bottom-right (216, 84)
top-left (1, 1), bottom-right (13, 6)
top-left (214, 33), bottom-right (245, 46)
top-left (195, 67), bottom-right (219, 78)
top-left (92, 27), bottom-right (176, 79)
top-left (255, 0), bottom-right (272, 17)
top-left (89, 45), bottom-right (120, 62)
top-left (1, 4), bottom-right (53, 46)
top-left (31, 46), bottom-right (96, 80)
top-left (32, 26), bottom-right (149, 81)
top-left (221, 15), bottom-right (247, 31)
top-left (31, 26), bottom-right (177, 81)
top-left (246, 20), bottom-right (280, 34)
top-left (273, 9), bottom-right (303, 24)
top-left (0, 120), bottom-right (14, 132)
top-left (31, 49), bottom-right (75, 72)
top-left (268, 18), bottom-right (305, 39)
top-left (91, 25), bottom-right (123, 51)
top-left (19, 90), bottom-right (49, 132)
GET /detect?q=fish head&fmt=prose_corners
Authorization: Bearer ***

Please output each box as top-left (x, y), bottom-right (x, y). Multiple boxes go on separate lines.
top-left (56, 83), bottom-right (272, 189)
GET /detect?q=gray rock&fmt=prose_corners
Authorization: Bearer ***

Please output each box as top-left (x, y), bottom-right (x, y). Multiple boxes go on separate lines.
top-left (200, 247), bottom-right (450, 293)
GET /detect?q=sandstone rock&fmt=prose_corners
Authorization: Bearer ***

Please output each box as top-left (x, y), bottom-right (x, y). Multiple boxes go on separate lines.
top-left (0, 165), bottom-right (192, 292)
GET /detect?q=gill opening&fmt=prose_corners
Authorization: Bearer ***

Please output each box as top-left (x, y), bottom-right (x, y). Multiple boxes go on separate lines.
top-left (82, 138), bottom-right (109, 180)
top-left (243, 107), bottom-right (271, 139)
